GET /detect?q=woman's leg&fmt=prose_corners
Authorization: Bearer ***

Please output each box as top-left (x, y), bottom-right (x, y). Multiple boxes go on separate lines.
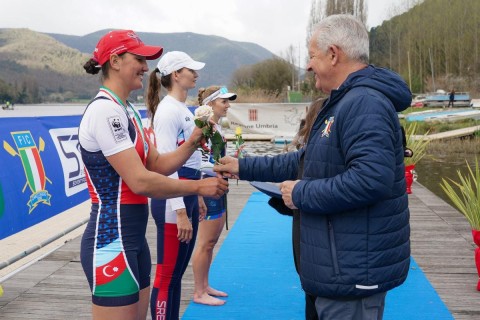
top-left (138, 287), bottom-right (150, 320)
top-left (205, 215), bottom-right (228, 297)
top-left (151, 195), bottom-right (200, 319)
top-left (92, 303), bottom-right (139, 320)
top-left (151, 199), bottom-right (181, 320)
top-left (192, 213), bottom-right (226, 305)
top-left (170, 195), bottom-right (200, 317)
top-left (151, 221), bottom-right (181, 320)
top-left (137, 240), bottom-right (152, 320)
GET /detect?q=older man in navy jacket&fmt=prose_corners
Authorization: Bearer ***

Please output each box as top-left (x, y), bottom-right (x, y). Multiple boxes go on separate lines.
top-left (215, 14), bottom-right (411, 320)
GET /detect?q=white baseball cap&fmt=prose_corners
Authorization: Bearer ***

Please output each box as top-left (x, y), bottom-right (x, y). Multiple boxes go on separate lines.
top-left (157, 51), bottom-right (205, 76)
top-left (202, 86), bottom-right (237, 105)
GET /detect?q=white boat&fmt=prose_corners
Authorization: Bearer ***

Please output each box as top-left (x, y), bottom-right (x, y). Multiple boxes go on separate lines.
top-left (422, 91), bottom-right (471, 107)
top-left (424, 110), bottom-right (480, 122)
top-left (272, 136), bottom-right (294, 144)
top-left (471, 99), bottom-right (480, 108)
top-left (406, 107), bottom-right (480, 123)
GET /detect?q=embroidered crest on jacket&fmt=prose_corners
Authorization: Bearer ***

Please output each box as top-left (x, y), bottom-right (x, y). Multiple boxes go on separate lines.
top-left (321, 117), bottom-right (335, 137)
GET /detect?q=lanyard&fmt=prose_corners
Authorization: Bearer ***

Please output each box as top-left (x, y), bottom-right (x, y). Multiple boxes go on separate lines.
top-left (99, 86), bottom-right (149, 159)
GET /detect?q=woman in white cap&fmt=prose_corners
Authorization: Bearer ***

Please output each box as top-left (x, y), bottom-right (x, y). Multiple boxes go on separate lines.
top-left (191, 86), bottom-right (237, 306)
top-left (146, 51), bottom-right (206, 319)
top-left (80, 34), bottom-right (227, 320)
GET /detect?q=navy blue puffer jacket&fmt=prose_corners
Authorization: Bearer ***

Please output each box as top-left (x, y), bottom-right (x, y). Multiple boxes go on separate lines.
top-left (239, 65), bottom-right (411, 298)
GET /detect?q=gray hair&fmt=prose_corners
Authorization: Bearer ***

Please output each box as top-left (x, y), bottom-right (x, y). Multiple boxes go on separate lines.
top-left (312, 14), bottom-right (369, 64)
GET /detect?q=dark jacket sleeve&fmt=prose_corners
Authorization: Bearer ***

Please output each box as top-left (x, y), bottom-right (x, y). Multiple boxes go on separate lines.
top-left (293, 94), bottom-right (399, 214)
top-left (239, 149), bottom-right (303, 182)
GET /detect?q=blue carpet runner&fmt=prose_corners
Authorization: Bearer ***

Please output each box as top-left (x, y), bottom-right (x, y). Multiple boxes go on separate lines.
top-left (183, 192), bottom-right (453, 319)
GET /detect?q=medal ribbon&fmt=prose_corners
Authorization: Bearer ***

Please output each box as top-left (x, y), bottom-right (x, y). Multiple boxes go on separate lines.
top-left (100, 86), bottom-right (149, 160)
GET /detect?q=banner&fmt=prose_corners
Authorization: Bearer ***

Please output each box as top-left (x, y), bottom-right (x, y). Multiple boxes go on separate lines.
top-left (226, 103), bottom-right (309, 137)
top-left (0, 110), bottom-right (155, 240)
top-left (0, 115), bottom-right (89, 239)
top-left (0, 103), bottom-right (308, 239)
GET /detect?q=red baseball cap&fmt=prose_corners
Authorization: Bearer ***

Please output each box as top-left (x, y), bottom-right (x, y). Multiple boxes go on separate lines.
top-left (93, 30), bottom-right (163, 66)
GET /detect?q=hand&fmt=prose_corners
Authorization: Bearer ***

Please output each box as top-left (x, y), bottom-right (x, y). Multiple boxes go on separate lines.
top-left (214, 156), bottom-right (239, 179)
top-left (176, 209), bottom-right (193, 243)
top-left (280, 180), bottom-right (300, 210)
top-left (198, 177), bottom-right (228, 198)
top-left (198, 196), bottom-right (207, 222)
top-left (188, 126), bottom-right (207, 149)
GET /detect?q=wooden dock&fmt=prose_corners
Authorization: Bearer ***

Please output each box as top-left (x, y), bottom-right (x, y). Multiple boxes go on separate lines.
top-left (414, 125), bottom-right (480, 141)
top-left (1, 181), bottom-right (480, 319)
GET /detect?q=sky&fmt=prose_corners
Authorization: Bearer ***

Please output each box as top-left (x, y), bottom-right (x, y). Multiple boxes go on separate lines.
top-left (0, 0), bottom-right (408, 66)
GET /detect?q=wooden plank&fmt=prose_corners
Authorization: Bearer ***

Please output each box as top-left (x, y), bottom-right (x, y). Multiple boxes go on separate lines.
top-left (423, 125), bottom-right (480, 140)
top-left (0, 181), bottom-right (255, 319)
top-left (2, 181), bottom-right (480, 319)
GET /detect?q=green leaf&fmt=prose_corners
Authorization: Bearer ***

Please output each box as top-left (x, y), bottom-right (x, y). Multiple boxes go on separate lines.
top-left (211, 131), bottom-right (223, 144)
top-left (440, 158), bottom-right (480, 230)
top-left (194, 119), bottom-right (205, 128)
top-left (210, 132), bottom-right (226, 163)
top-left (404, 122), bottom-right (430, 166)
top-left (202, 127), bottom-right (212, 138)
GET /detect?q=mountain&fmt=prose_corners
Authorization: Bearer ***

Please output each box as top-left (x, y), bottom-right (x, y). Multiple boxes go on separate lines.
top-left (0, 28), bottom-right (96, 102)
top-left (47, 30), bottom-right (275, 90)
top-left (0, 28), bottom-right (275, 102)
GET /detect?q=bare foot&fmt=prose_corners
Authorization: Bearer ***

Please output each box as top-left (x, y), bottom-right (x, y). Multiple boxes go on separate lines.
top-left (193, 293), bottom-right (226, 306)
top-left (207, 286), bottom-right (228, 297)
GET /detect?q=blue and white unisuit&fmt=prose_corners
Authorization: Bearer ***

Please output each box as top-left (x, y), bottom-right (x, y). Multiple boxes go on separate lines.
top-left (79, 88), bottom-right (152, 307)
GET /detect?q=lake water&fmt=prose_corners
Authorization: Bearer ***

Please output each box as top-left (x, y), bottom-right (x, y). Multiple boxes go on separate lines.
top-left (415, 152), bottom-right (477, 207)
top-left (228, 140), bottom-right (477, 208)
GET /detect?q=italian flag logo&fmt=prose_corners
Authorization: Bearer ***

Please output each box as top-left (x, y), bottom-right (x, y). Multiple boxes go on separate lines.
top-left (3, 131), bottom-right (52, 213)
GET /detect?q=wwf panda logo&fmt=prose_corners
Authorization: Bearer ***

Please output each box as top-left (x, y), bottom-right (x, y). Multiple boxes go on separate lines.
top-left (108, 116), bottom-right (127, 142)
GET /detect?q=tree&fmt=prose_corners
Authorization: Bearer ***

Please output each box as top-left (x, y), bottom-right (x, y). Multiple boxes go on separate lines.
top-left (326, 0), bottom-right (367, 24)
top-left (304, 0), bottom-right (368, 95)
top-left (306, 0), bottom-right (327, 47)
top-left (284, 45), bottom-right (297, 90)
top-left (307, 0), bottom-right (368, 37)
top-left (251, 58), bottom-right (292, 95)
top-left (0, 79), bottom-right (14, 103)
top-left (231, 65), bottom-right (254, 90)
top-left (231, 57), bottom-right (293, 96)
top-left (369, 0), bottom-right (480, 95)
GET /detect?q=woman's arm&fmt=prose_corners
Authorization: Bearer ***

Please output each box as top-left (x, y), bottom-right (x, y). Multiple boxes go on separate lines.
top-left (146, 126), bottom-right (204, 175)
top-left (107, 147), bottom-right (227, 199)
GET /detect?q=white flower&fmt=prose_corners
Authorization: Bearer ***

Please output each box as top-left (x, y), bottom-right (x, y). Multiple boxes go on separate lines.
top-left (194, 105), bottom-right (213, 122)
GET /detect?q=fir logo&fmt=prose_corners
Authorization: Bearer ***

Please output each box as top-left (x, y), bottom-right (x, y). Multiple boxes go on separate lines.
top-left (3, 131), bottom-right (52, 213)
top-left (321, 116), bottom-right (335, 138)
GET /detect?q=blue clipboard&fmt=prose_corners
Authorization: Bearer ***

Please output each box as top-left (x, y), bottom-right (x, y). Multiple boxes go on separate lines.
top-left (249, 181), bottom-right (282, 199)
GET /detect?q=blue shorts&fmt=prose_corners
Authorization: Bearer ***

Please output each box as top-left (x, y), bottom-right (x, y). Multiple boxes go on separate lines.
top-left (80, 203), bottom-right (151, 307)
top-left (204, 194), bottom-right (226, 220)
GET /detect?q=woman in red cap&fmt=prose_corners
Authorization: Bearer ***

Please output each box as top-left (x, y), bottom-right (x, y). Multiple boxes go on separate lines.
top-left (80, 30), bottom-right (228, 320)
